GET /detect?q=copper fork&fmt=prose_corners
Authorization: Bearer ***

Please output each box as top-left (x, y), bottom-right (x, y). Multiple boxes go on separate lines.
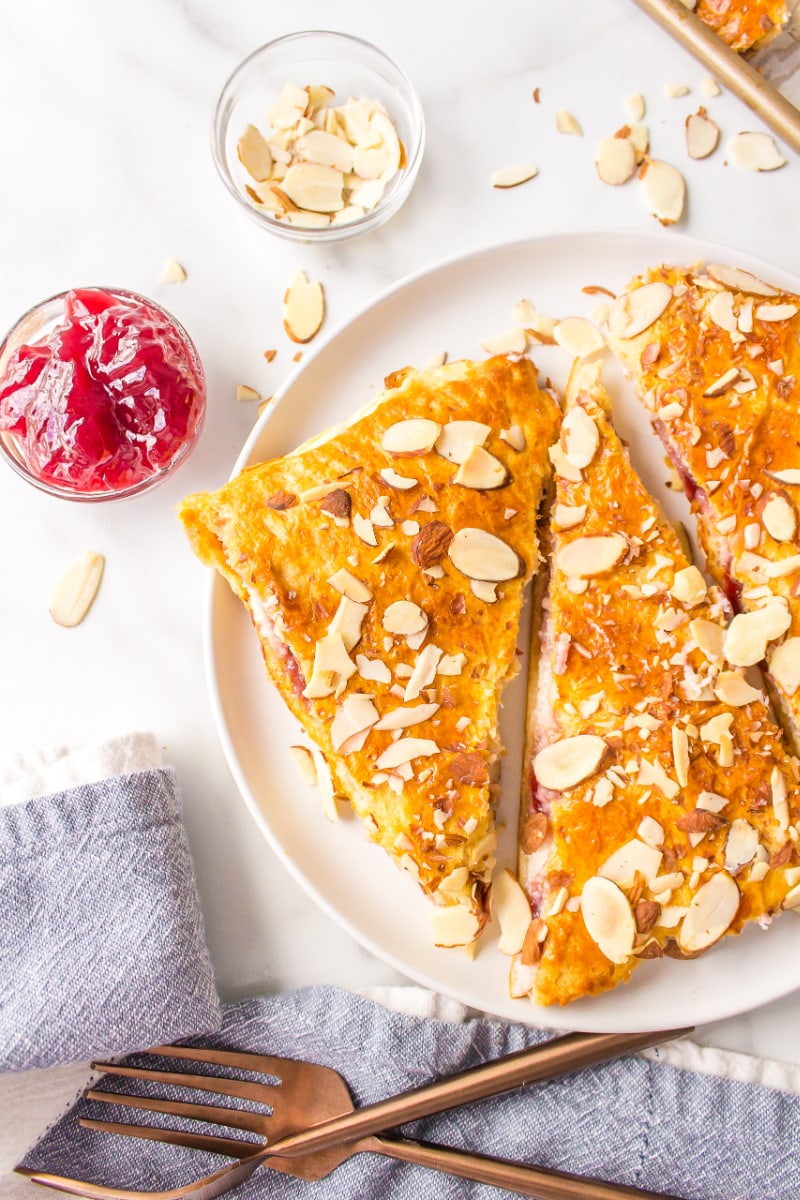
top-left (18, 1028), bottom-right (691, 1200)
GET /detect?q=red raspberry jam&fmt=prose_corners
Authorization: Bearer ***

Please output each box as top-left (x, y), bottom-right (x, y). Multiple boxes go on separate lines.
top-left (0, 288), bottom-right (205, 497)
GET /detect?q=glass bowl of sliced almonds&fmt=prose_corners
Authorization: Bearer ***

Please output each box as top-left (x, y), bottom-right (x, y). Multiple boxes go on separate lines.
top-left (212, 31), bottom-right (425, 242)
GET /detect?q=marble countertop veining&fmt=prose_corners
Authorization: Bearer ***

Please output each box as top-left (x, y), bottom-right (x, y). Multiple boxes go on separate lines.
top-left (2, 0), bottom-right (800, 1061)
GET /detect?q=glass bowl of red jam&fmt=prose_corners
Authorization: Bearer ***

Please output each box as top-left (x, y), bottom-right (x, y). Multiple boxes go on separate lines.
top-left (0, 287), bottom-right (206, 501)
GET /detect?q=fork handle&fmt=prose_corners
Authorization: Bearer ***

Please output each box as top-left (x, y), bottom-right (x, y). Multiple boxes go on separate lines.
top-left (365, 1134), bottom-right (685, 1200)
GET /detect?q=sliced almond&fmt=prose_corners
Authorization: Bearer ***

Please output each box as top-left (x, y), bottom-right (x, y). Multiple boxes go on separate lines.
top-left (706, 290), bottom-right (737, 333)
top-left (50, 552), bottom-right (105, 627)
top-left (328, 567), bottom-right (372, 603)
top-left (302, 631), bottom-right (356, 698)
top-left (595, 136), bottom-right (636, 185)
top-left (283, 270), bottom-right (324, 343)
top-left (549, 443), bottom-right (582, 483)
top-left (672, 726), bottom-right (690, 787)
top-left (237, 124), bottom-right (274, 181)
top-left (762, 494), bottom-right (797, 542)
top-left (714, 670), bottom-right (763, 707)
top-left (376, 737), bottom-right (439, 770)
top-left (707, 264), bottom-right (779, 296)
top-left (557, 534), bottom-right (627, 578)
top-left (670, 564), bottom-right (707, 607)
top-left (561, 405), bottom-right (600, 469)
top-left (702, 75), bottom-right (721, 97)
top-left (448, 528), bottom-right (520, 582)
top-left (453, 445), bottom-right (508, 490)
top-left (283, 210), bottom-right (331, 229)
top-left (580, 876), bottom-right (635, 964)
top-left (491, 164), bottom-right (539, 188)
top-left (725, 819), bottom-right (758, 873)
top-left (703, 367), bottom-right (741, 397)
top-left (768, 637), bottom-right (800, 697)
top-left (289, 744), bottom-right (318, 786)
top-left (471, 579), bottom-right (498, 603)
top-left (533, 734), bottom-right (607, 792)
top-left (665, 81), bottom-right (690, 98)
top-left (374, 702), bottom-right (439, 731)
top-left (627, 123), bottom-right (650, 162)
top-left (295, 129), bottom-right (354, 173)
top-left (159, 258), bottom-right (187, 285)
top-left (767, 469), bottom-right (800, 485)
top-left (755, 303), bottom-right (798, 322)
top-left (352, 514), bottom-right (378, 546)
top-left (678, 871), bottom-right (739, 952)
top-left (382, 599), bottom-right (427, 636)
top-left (723, 604), bottom-right (792, 667)
top-left (480, 327), bottom-right (528, 356)
top-left (236, 384), bottom-right (260, 404)
top-left (606, 282), bottom-right (673, 339)
top-left (435, 420), bottom-right (491, 465)
top-left (431, 904), bottom-right (481, 947)
top-left (641, 159), bottom-right (685, 225)
top-left (330, 694), bottom-right (379, 752)
top-left (553, 503), bottom-right (587, 530)
top-left (556, 110), bottom-right (582, 136)
top-left (553, 317), bottom-right (605, 358)
top-left (500, 425), bottom-right (525, 452)
top-left (599, 839), bottom-right (662, 886)
top-left (329, 595), bottom-right (369, 652)
top-left (624, 93), bottom-right (645, 122)
top-left (268, 81), bottom-right (309, 129)
top-left (281, 162), bottom-right (344, 212)
top-left (380, 467), bottom-right (418, 490)
top-left (493, 869), bottom-right (533, 955)
top-left (686, 109), bottom-right (719, 159)
top-left (381, 418), bottom-right (441, 456)
top-left (728, 131), bottom-right (787, 172)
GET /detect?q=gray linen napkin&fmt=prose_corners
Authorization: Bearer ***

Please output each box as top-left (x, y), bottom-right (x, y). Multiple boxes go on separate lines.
top-left (0, 767), bottom-right (221, 1072)
top-left (21, 986), bottom-right (800, 1200)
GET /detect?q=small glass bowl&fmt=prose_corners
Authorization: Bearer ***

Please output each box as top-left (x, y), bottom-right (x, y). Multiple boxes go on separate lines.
top-left (0, 288), bottom-right (206, 502)
top-left (211, 31), bottom-right (425, 243)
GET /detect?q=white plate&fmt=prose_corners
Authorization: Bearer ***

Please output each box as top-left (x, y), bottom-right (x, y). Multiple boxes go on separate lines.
top-left (206, 230), bottom-right (800, 1032)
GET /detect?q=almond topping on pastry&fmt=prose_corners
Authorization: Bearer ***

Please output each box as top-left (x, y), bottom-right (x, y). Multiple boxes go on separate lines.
top-left (768, 637), bottom-right (800, 697)
top-left (380, 467), bottom-right (418, 490)
top-left (327, 567), bottom-right (372, 602)
top-left (556, 534), bottom-right (627, 578)
top-left (289, 744), bottom-right (318, 786)
top-left (331, 695), bottom-right (379, 753)
top-left (533, 734), bottom-right (607, 792)
top-left (431, 904), bottom-right (482, 948)
top-left (713, 671), bottom-right (763, 707)
top-left (454, 445), bottom-right (509, 490)
top-left (435, 420), bottom-right (491, 464)
top-left (382, 599), bottom-right (427, 636)
top-left (724, 818), bottom-right (758, 873)
top-left (606, 282), bottom-right (673, 339)
top-left (706, 263), bottom-right (778, 296)
top-left (678, 872), bottom-right (740, 953)
top-left (448, 528), bottom-right (521, 581)
top-left (553, 317), bottom-right (606, 359)
top-left (723, 604), bottom-right (792, 667)
top-left (599, 839), bottom-right (662, 886)
top-left (553, 503), bottom-right (587, 530)
top-left (670, 564), bottom-right (707, 607)
top-left (381, 418), bottom-right (441, 455)
top-left (761, 494), bottom-right (797, 542)
top-left (755, 303), bottom-right (799, 322)
top-left (376, 737), bottom-right (439, 770)
top-left (703, 367), bottom-right (741, 397)
top-left (561, 405), bottom-right (600, 469)
top-left (493, 869), bottom-right (533, 955)
top-left (580, 876), bottom-right (636, 964)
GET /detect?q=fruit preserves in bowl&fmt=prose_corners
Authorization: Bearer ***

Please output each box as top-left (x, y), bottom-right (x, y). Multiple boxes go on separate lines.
top-left (0, 287), bottom-right (206, 501)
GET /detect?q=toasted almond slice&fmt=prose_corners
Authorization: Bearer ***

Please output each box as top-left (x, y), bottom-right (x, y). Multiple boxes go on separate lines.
top-left (500, 425), bottom-right (525, 451)
top-left (553, 317), bottom-right (605, 358)
top-left (50, 552), bottom-right (105, 627)
top-left (556, 110), bottom-right (582, 136)
top-left (237, 124), bottom-right (274, 181)
top-left (491, 163), bottom-right (539, 188)
top-left (453, 445), bottom-right (508, 490)
top-left (533, 734), bottom-right (607, 792)
top-left (600, 839), bottom-right (662, 886)
top-left (706, 290), bottom-right (737, 333)
top-left (381, 418), bottom-right (441, 456)
top-left (376, 736), bottom-right (439, 770)
top-left (670, 564), bottom-right (707, 607)
top-left (703, 367), bottom-right (741, 397)
top-left (672, 726), bottom-right (690, 787)
top-left (374, 702), bottom-right (439, 731)
top-left (353, 514), bottom-right (378, 546)
top-left (726, 819), bottom-right (759, 873)
top-left (331, 694), bottom-right (379, 752)
top-left (690, 617), bottom-right (724, 661)
top-left (480, 327), bottom-right (528, 356)
top-left (728, 131), bottom-right (787, 172)
top-left (762, 494), bottom-right (797, 542)
top-left (236, 384), bottom-right (261, 403)
top-left (435, 421), bottom-right (491, 464)
top-left (283, 270), bottom-right (324, 343)
top-left (471, 580), bottom-right (498, 603)
top-left (493, 869), bottom-right (533, 955)
top-left (707, 263), bottom-right (778, 296)
top-left (328, 567), bottom-right (372, 603)
top-left (561, 405), bottom-right (600, 469)
top-left (329, 595), bottom-right (369, 652)
top-left (769, 637), bottom-right (800, 696)
top-left (581, 876), bottom-right (635, 964)
top-left (686, 109), bottom-right (719, 159)
top-left (553, 503), bottom-right (587, 530)
top-left (431, 904), bottom-right (481, 947)
top-left (382, 599), bottom-right (427, 636)
top-left (557, 534), bottom-right (627, 578)
top-left (549, 443), bottom-right (582, 483)
top-left (596, 136), bottom-right (636, 185)
top-left (624, 93), bottom-right (646, 122)
top-left (714, 670), bottom-right (763, 707)
top-left (723, 603), bottom-right (792, 667)
top-left (159, 257), bottom-right (187, 285)
top-left (678, 871), bottom-right (739, 952)
top-left (641, 159), bottom-right (685, 225)
top-left (281, 162), bottom-right (344, 212)
top-left (606, 281), bottom-right (673, 339)
top-left (302, 630), bottom-right (356, 698)
top-left (380, 466), bottom-right (418, 490)
top-left (289, 744), bottom-right (318, 786)
top-left (767, 468), bottom-right (800, 485)
top-left (448, 528), bottom-right (520, 582)
top-left (755, 303), bottom-right (799, 322)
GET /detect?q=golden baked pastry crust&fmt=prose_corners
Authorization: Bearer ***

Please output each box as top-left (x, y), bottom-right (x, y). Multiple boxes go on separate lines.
top-left (605, 261), bottom-right (800, 753)
top-left (180, 356), bottom-right (559, 945)
top-left (695, 0), bottom-right (787, 52)
top-left (517, 360), bottom-right (800, 1007)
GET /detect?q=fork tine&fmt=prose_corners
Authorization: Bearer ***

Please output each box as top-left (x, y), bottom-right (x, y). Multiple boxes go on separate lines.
top-left (85, 1089), bottom-right (268, 1136)
top-left (16, 1150), bottom-right (265, 1200)
top-left (146, 1046), bottom-right (292, 1080)
top-left (79, 1118), bottom-right (257, 1160)
top-left (90, 1063), bottom-right (278, 1105)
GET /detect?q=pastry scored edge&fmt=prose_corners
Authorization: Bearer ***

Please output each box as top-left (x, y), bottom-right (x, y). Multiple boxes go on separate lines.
top-left (605, 261), bottom-right (800, 754)
top-left (512, 358), bottom-right (800, 1007)
top-left (180, 356), bottom-right (560, 947)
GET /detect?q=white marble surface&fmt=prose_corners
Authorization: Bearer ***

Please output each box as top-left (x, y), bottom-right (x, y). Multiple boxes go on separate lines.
top-left (2, 0), bottom-right (800, 1062)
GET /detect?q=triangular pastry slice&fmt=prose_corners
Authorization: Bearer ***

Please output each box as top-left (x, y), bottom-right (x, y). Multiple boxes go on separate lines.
top-left (180, 356), bottom-right (559, 946)
top-left (514, 359), bottom-right (800, 1007)
top-left (605, 262), bottom-right (800, 752)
